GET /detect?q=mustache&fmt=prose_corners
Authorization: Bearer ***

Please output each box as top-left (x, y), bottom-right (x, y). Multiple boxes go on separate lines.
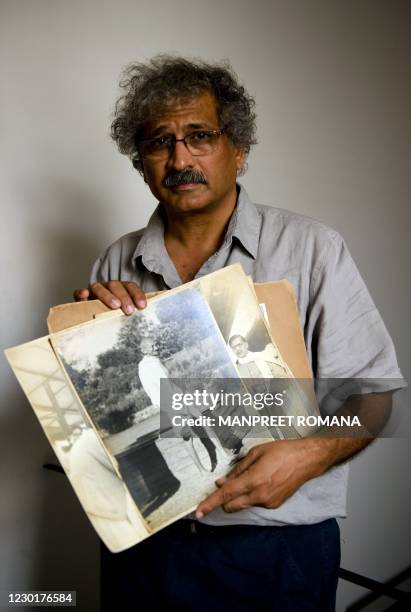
top-left (163, 169), bottom-right (207, 188)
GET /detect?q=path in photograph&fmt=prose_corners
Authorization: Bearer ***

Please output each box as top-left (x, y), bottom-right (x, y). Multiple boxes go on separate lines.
top-left (147, 436), bottom-right (230, 529)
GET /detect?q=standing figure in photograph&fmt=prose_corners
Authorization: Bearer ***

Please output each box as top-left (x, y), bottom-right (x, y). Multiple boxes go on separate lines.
top-left (137, 336), bottom-right (170, 410)
top-left (138, 336), bottom-right (219, 473)
top-left (74, 56), bottom-right (404, 611)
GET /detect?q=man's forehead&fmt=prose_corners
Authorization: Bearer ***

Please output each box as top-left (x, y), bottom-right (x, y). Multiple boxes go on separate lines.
top-left (143, 91), bottom-right (219, 134)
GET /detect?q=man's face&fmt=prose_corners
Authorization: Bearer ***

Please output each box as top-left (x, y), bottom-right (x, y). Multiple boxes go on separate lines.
top-left (140, 338), bottom-right (155, 355)
top-left (140, 91), bottom-right (245, 215)
top-left (230, 337), bottom-right (249, 358)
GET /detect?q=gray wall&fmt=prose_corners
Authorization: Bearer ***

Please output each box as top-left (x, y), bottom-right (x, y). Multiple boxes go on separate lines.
top-left (1, 1), bottom-right (409, 610)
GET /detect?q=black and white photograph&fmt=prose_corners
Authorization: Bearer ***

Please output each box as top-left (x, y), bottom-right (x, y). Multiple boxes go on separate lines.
top-left (193, 266), bottom-right (318, 438)
top-left (227, 331), bottom-right (320, 438)
top-left (51, 284), bottom-right (259, 530)
top-left (194, 266), bottom-right (288, 371)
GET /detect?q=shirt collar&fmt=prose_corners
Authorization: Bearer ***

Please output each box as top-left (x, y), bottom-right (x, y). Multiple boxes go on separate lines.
top-left (133, 203), bottom-right (167, 271)
top-left (133, 183), bottom-right (261, 271)
top-left (225, 184), bottom-right (261, 259)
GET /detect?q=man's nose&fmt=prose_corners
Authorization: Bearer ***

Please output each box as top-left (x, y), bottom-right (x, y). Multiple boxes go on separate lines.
top-left (166, 140), bottom-right (194, 170)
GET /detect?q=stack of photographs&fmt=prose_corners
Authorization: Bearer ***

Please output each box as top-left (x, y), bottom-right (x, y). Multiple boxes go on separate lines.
top-left (5, 264), bottom-right (319, 552)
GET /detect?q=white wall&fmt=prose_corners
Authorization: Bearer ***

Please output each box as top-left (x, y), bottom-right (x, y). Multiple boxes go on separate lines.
top-left (1, 1), bottom-right (409, 610)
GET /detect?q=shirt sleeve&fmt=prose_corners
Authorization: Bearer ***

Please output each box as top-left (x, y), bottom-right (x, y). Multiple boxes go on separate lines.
top-left (305, 231), bottom-right (406, 394)
top-left (88, 231), bottom-right (144, 285)
top-left (89, 253), bottom-right (108, 285)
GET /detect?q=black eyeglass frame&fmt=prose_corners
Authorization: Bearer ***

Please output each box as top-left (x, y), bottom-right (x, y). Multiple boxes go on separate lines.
top-left (137, 128), bottom-right (226, 160)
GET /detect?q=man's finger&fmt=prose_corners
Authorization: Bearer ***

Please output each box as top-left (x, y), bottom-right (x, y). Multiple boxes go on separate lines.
top-left (223, 484), bottom-right (275, 513)
top-left (89, 282), bottom-right (122, 309)
top-left (216, 446), bottom-right (262, 486)
top-left (222, 492), bottom-right (255, 513)
top-left (123, 282), bottom-right (147, 309)
top-left (105, 280), bottom-right (137, 315)
top-left (196, 472), bottom-right (254, 518)
top-left (73, 288), bottom-right (90, 302)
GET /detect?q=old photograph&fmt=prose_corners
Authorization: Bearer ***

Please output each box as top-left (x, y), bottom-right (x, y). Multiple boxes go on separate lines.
top-left (194, 266), bottom-right (284, 364)
top-left (51, 284), bottom-right (265, 531)
top-left (194, 266), bottom-right (318, 438)
top-left (5, 337), bottom-right (147, 553)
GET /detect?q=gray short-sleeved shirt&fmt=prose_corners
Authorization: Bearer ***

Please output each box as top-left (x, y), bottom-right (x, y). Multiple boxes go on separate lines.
top-left (90, 184), bottom-right (405, 527)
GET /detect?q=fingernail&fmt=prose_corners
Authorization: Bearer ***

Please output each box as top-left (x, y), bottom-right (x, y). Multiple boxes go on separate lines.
top-left (196, 510), bottom-right (204, 519)
top-left (111, 299), bottom-right (121, 308)
top-left (216, 477), bottom-right (226, 485)
top-left (137, 299), bottom-right (146, 309)
top-left (125, 304), bottom-right (135, 315)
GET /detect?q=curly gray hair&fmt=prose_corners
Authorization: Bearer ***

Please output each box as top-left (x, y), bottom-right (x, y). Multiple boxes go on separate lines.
top-left (110, 55), bottom-right (257, 174)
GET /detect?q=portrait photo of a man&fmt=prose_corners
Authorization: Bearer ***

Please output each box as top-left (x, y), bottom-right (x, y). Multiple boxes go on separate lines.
top-left (228, 334), bottom-right (289, 378)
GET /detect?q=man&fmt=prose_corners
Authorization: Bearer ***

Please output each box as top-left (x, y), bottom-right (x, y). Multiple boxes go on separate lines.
top-left (138, 336), bottom-right (170, 410)
top-left (74, 56), bottom-right (404, 611)
top-left (228, 334), bottom-right (289, 378)
top-left (119, 334), bottom-right (182, 514)
top-left (228, 334), bottom-right (308, 441)
top-left (138, 336), bottom-right (218, 473)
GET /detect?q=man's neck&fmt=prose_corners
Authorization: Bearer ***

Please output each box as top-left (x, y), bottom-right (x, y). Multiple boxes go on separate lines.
top-left (162, 186), bottom-right (239, 282)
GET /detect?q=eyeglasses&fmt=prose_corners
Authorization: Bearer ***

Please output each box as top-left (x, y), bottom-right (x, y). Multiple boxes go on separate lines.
top-left (138, 129), bottom-right (225, 161)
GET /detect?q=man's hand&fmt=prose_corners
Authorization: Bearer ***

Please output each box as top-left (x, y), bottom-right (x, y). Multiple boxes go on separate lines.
top-left (195, 391), bottom-right (392, 518)
top-left (196, 438), bottom-right (327, 518)
top-left (73, 281), bottom-right (147, 315)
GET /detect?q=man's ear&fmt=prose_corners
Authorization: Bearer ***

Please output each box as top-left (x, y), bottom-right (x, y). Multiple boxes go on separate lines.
top-left (235, 147), bottom-right (247, 175)
top-left (132, 156), bottom-right (148, 182)
top-left (141, 162), bottom-right (148, 183)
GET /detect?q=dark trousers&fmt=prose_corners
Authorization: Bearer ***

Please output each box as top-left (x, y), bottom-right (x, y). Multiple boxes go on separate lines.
top-left (101, 518), bottom-right (340, 612)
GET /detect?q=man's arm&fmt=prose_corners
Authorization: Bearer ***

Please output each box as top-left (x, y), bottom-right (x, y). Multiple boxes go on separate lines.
top-left (195, 391), bottom-right (392, 518)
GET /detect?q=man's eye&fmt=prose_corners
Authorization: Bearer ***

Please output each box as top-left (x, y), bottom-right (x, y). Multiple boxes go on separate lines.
top-left (189, 131), bottom-right (213, 142)
top-left (151, 136), bottom-right (171, 149)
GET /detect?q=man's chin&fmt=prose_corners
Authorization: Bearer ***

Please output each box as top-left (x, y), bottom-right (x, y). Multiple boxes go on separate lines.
top-left (161, 186), bottom-right (211, 213)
